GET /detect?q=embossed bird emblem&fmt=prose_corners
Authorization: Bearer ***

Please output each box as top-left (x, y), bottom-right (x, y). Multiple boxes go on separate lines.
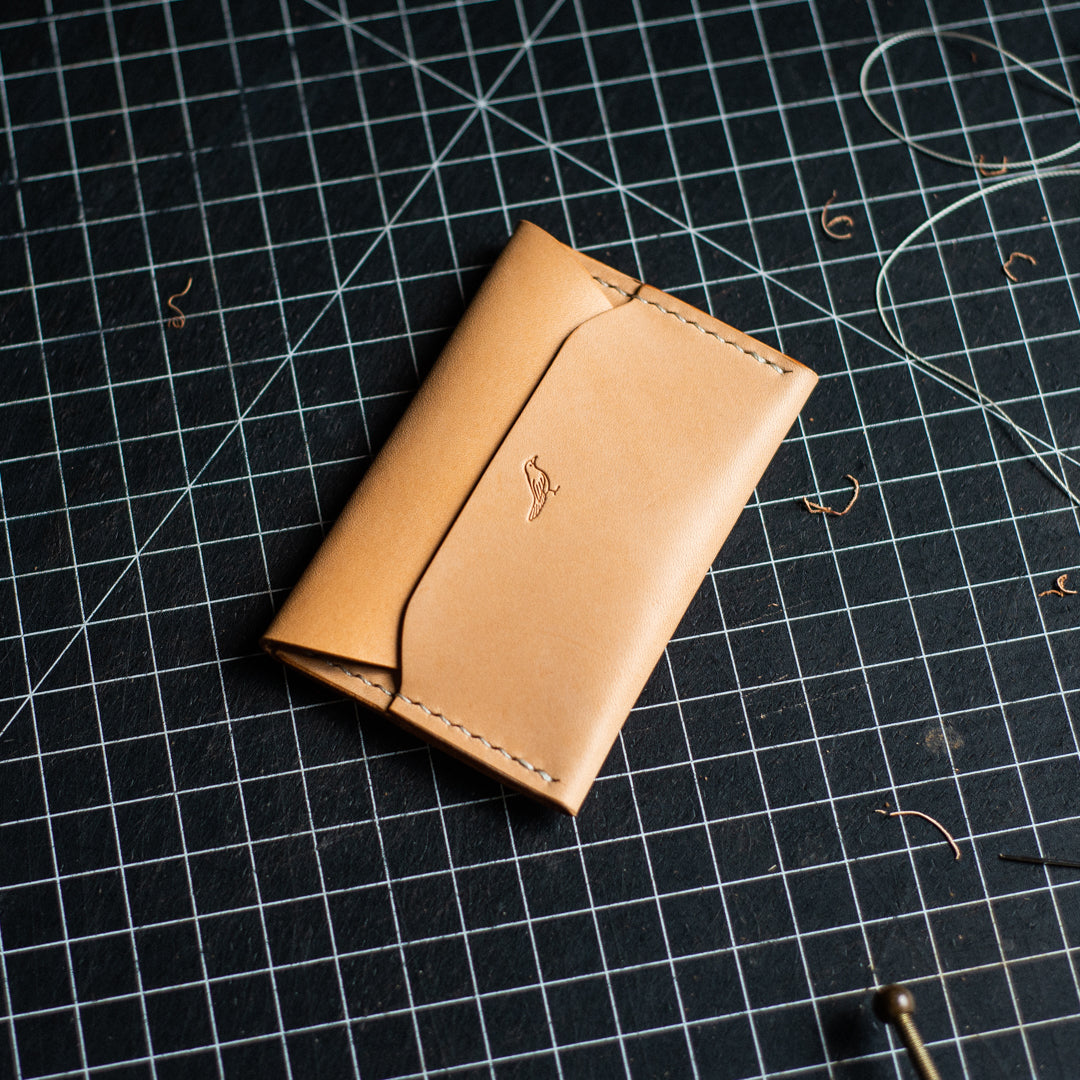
top-left (524, 456), bottom-right (559, 521)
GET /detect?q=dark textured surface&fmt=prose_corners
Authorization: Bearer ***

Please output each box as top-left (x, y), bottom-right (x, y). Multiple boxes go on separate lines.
top-left (1, 1), bottom-right (1079, 1077)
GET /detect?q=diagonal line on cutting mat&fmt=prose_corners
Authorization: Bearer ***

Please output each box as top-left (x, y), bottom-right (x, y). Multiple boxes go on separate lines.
top-left (0, 0), bottom-right (571, 747)
top-left (306, 0), bottom-right (911, 361)
top-left (0, 160), bottom-right (472, 739)
top-left (312, 0), bottom-right (1080, 486)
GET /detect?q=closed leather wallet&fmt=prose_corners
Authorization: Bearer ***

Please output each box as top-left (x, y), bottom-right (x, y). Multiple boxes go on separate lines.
top-left (262, 221), bottom-right (817, 814)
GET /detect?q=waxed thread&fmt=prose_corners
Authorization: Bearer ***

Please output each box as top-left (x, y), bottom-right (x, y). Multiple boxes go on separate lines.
top-left (319, 657), bottom-right (557, 783)
top-left (873, 170), bottom-right (1080, 511)
top-left (862, 31), bottom-right (1080, 511)
top-left (860, 29), bottom-right (1080, 172)
top-left (592, 276), bottom-right (791, 375)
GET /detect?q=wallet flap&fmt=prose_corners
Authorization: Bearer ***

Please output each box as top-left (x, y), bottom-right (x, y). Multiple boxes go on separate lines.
top-left (262, 222), bottom-right (620, 675)
top-left (393, 296), bottom-right (816, 813)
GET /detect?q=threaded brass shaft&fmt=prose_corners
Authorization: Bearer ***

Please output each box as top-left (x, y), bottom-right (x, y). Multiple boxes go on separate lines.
top-left (895, 1013), bottom-right (942, 1080)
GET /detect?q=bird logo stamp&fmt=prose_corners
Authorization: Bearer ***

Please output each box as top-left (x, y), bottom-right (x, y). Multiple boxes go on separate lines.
top-left (524, 456), bottom-right (559, 521)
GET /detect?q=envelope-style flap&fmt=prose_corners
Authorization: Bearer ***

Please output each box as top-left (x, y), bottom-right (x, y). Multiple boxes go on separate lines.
top-left (391, 295), bottom-right (816, 813)
top-left (262, 222), bottom-right (621, 673)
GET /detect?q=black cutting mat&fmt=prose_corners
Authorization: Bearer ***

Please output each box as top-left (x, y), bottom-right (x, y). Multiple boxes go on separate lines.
top-left (1, 1), bottom-right (1079, 1077)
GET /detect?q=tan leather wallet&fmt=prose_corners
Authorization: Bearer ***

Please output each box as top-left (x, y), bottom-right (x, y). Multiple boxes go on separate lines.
top-left (262, 221), bottom-right (817, 814)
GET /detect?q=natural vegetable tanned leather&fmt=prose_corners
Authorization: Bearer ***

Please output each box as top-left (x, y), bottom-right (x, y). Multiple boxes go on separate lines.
top-left (262, 221), bottom-right (817, 814)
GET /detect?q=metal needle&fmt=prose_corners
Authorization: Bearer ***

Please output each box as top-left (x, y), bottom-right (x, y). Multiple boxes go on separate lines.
top-left (999, 851), bottom-right (1080, 871)
top-left (873, 983), bottom-right (942, 1080)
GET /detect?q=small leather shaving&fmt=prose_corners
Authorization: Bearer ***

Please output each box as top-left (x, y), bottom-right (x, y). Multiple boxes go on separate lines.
top-left (821, 191), bottom-right (855, 240)
top-left (877, 808), bottom-right (962, 860)
top-left (1037, 573), bottom-right (1076, 598)
top-left (166, 277), bottom-right (193, 330)
top-left (977, 154), bottom-right (1008, 176)
top-left (803, 474), bottom-right (859, 517)
top-left (1002, 251), bottom-right (1037, 282)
